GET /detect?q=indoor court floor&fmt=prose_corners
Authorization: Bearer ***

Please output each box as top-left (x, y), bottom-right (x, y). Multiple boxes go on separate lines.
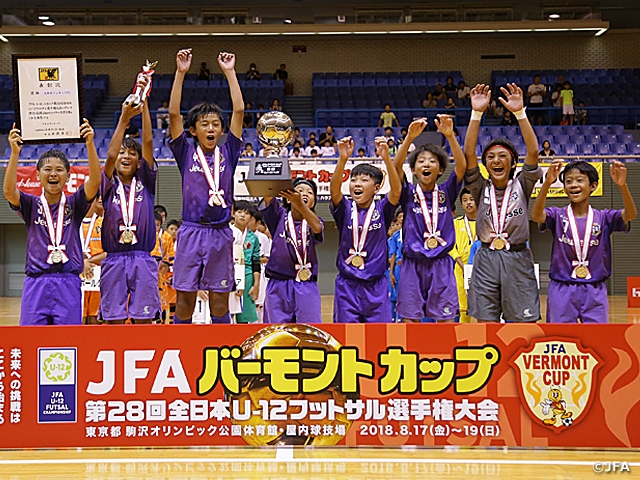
top-left (1, 296), bottom-right (639, 479)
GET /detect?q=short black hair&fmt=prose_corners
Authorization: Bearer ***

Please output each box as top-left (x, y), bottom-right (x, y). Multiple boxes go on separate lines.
top-left (253, 210), bottom-right (263, 223)
top-left (233, 200), bottom-right (254, 213)
top-left (154, 205), bottom-right (167, 216)
top-left (460, 187), bottom-right (472, 201)
top-left (122, 136), bottom-right (142, 160)
top-left (408, 144), bottom-right (449, 173)
top-left (167, 219), bottom-right (181, 229)
top-left (37, 150), bottom-right (70, 172)
top-left (358, 147), bottom-right (365, 153)
top-left (284, 178), bottom-right (318, 212)
top-left (351, 164), bottom-right (384, 186)
top-left (384, 126), bottom-right (392, 132)
top-left (154, 212), bottom-right (163, 224)
top-left (310, 148), bottom-right (317, 155)
top-left (559, 161), bottom-right (599, 185)
top-left (481, 138), bottom-right (519, 179)
top-left (185, 102), bottom-right (224, 131)
top-left (564, 81), bottom-right (571, 87)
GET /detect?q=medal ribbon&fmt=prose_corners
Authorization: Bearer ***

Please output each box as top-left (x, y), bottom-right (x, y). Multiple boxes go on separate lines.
top-left (346, 201), bottom-right (376, 270)
top-left (464, 215), bottom-right (476, 245)
top-left (40, 192), bottom-right (69, 264)
top-left (196, 145), bottom-right (226, 208)
top-left (117, 177), bottom-right (138, 245)
top-left (287, 212), bottom-right (311, 281)
top-left (488, 180), bottom-right (513, 250)
top-left (416, 184), bottom-right (446, 249)
top-left (567, 205), bottom-right (594, 280)
top-left (80, 214), bottom-right (98, 258)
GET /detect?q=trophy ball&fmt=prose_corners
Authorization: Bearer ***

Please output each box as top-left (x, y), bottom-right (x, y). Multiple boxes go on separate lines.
top-left (256, 111), bottom-right (294, 149)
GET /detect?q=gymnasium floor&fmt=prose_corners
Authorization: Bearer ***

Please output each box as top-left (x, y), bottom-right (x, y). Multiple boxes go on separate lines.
top-left (1, 296), bottom-right (639, 479)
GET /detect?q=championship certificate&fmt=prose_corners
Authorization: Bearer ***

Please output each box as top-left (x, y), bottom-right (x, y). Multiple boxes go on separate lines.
top-left (12, 54), bottom-right (84, 144)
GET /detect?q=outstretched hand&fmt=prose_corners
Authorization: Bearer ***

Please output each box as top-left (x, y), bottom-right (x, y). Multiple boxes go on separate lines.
top-left (499, 83), bottom-right (524, 113)
top-left (434, 114), bottom-right (454, 137)
top-left (544, 158), bottom-right (563, 185)
top-left (80, 118), bottom-right (95, 144)
top-left (121, 99), bottom-right (144, 121)
top-left (470, 84), bottom-right (491, 112)
top-left (8, 123), bottom-right (22, 154)
top-left (406, 117), bottom-right (427, 139)
top-left (337, 136), bottom-right (354, 159)
top-left (176, 48), bottom-right (193, 73)
top-left (280, 189), bottom-right (304, 209)
top-left (218, 52), bottom-right (236, 73)
top-left (375, 137), bottom-right (390, 161)
top-left (610, 160), bottom-right (628, 187)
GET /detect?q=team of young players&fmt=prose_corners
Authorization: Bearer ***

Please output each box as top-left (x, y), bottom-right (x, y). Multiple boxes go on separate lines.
top-left (3, 49), bottom-right (636, 325)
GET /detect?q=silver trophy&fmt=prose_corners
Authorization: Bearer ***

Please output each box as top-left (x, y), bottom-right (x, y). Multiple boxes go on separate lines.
top-left (125, 60), bottom-right (158, 107)
top-left (245, 111), bottom-right (295, 196)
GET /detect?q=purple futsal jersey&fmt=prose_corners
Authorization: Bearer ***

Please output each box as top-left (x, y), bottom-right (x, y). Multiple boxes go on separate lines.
top-left (168, 131), bottom-right (243, 226)
top-left (330, 196), bottom-right (396, 280)
top-left (400, 171), bottom-right (462, 259)
top-left (13, 187), bottom-right (91, 276)
top-left (542, 206), bottom-right (628, 283)
top-left (260, 199), bottom-right (324, 280)
top-left (100, 159), bottom-right (157, 253)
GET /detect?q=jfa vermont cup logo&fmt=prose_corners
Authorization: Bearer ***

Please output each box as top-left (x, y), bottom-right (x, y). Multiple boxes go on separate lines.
top-left (512, 338), bottom-right (600, 432)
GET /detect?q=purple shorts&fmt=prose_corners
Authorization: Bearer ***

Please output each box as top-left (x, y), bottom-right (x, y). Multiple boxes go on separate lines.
top-left (173, 223), bottom-right (233, 293)
top-left (100, 251), bottom-right (160, 321)
top-left (264, 278), bottom-right (321, 324)
top-left (334, 274), bottom-right (391, 323)
top-left (21, 274), bottom-right (82, 325)
top-left (397, 255), bottom-right (458, 321)
top-left (547, 279), bottom-right (609, 324)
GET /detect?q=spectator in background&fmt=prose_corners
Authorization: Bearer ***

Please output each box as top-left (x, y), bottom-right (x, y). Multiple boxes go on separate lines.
top-left (270, 98), bottom-right (282, 111)
top-left (319, 125), bottom-right (338, 145)
top-left (124, 121), bottom-right (139, 138)
top-left (242, 143), bottom-right (257, 157)
top-left (539, 140), bottom-right (556, 158)
top-left (260, 145), bottom-right (288, 158)
top-left (307, 132), bottom-right (317, 145)
top-left (501, 110), bottom-right (517, 126)
top-left (490, 93), bottom-right (505, 118)
top-left (423, 92), bottom-right (437, 108)
top-left (561, 81), bottom-right (575, 126)
top-left (397, 136), bottom-right (415, 154)
top-left (357, 147), bottom-right (366, 158)
top-left (383, 126), bottom-right (395, 142)
top-left (378, 103), bottom-right (400, 128)
top-left (156, 100), bottom-right (170, 130)
top-left (457, 81), bottom-right (470, 100)
top-left (243, 102), bottom-right (254, 128)
top-left (275, 64), bottom-right (288, 80)
top-left (290, 146), bottom-right (303, 159)
top-left (527, 74), bottom-right (546, 126)
top-left (292, 127), bottom-right (305, 146)
top-left (320, 139), bottom-right (336, 157)
top-left (387, 138), bottom-right (397, 155)
top-left (444, 77), bottom-right (457, 93)
top-left (198, 62), bottom-right (210, 80)
top-left (256, 104), bottom-right (265, 120)
top-left (433, 83), bottom-right (446, 101)
top-left (576, 101), bottom-right (588, 125)
top-left (304, 138), bottom-right (319, 157)
top-left (445, 97), bottom-right (457, 110)
top-left (246, 63), bottom-right (261, 80)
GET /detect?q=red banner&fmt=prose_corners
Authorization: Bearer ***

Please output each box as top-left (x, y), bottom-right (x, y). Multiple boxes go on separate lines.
top-left (0, 324), bottom-right (638, 449)
top-left (13, 166), bottom-right (90, 195)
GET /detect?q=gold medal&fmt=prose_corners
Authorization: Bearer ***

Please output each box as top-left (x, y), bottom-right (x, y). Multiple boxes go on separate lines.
top-left (51, 250), bottom-right (63, 264)
top-left (493, 238), bottom-right (505, 250)
top-left (427, 237), bottom-right (439, 250)
top-left (351, 255), bottom-right (364, 268)
top-left (575, 265), bottom-right (589, 279)
top-left (298, 268), bottom-right (311, 282)
top-left (121, 230), bottom-right (134, 244)
top-left (212, 194), bottom-right (223, 206)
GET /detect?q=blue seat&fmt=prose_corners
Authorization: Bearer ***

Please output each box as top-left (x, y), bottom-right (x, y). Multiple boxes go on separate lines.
top-left (570, 135), bottom-right (585, 145)
top-left (602, 134), bottom-right (618, 144)
top-left (612, 144), bottom-right (628, 154)
top-left (563, 144), bottom-right (577, 155)
top-left (596, 144), bottom-right (610, 155)
top-left (555, 135), bottom-right (570, 145)
top-left (580, 143), bottom-right (595, 155)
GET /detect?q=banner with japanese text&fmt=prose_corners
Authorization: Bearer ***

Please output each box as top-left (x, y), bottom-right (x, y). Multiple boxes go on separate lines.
top-left (0, 323), bottom-right (638, 449)
top-left (13, 166), bottom-right (90, 196)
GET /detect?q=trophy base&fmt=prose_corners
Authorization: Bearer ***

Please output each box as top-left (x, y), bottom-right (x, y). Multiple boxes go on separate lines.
top-left (245, 157), bottom-right (295, 197)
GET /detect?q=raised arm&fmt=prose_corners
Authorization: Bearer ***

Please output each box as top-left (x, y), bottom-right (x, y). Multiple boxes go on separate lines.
top-left (331, 137), bottom-right (353, 207)
top-left (218, 52), bottom-right (244, 139)
top-left (3, 124), bottom-right (22, 207)
top-left (500, 83), bottom-right (538, 167)
top-left (281, 190), bottom-right (323, 235)
top-left (394, 118), bottom-right (426, 177)
top-left (141, 97), bottom-right (154, 168)
top-left (377, 137), bottom-right (401, 206)
top-left (82, 118), bottom-right (101, 201)
top-left (464, 84), bottom-right (491, 171)
top-left (435, 114), bottom-right (466, 181)
top-left (610, 161), bottom-right (637, 223)
top-left (531, 158), bottom-right (562, 224)
top-left (105, 101), bottom-right (144, 179)
top-left (169, 48), bottom-right (192, 141)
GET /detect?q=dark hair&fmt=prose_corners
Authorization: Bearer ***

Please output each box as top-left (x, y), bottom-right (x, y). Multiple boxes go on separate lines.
top-left (285, 178), bottom-right (318, 212)
top-left (384, 126), bottom-right (392, 132)
top-left (253, 210), bottom-right (263, 223)
top-left (393, 206), bottom-right (403, 222)
top-left (185, 102), bottom-right (224, 131)
top-left (408, 144), bottom-right (449, 174)
top-left (384, 103), bottom-right (390, 108)
top-left (446, 76), bottom-right (453, 83)
top-left (563, 81), bottom-right (571, 87)
top-left (533, 74), bottom-right (540, 79)
top-left (121, 136), bottom-right (142, 161)
top-left (167, 219), bottom-right (181, 229)
top-left (310, 148), bottom-right (318, 155)
top-left (559, 161), bottom-right (599, 185)
top-left (36, 150), bottom-right (70, 172)
top-left (481, 138), bottom-right (519, 178)
top-left (233, 200), bottom-right (254, 213)
top-left (154, 212), bottom-right (163, 224)
top-left (293, 147), bottom-right (300, 153)
top-left (460, 187), bottom-right (473, 201)
top-left (358, 147), bottom-right (365, 153)
top-left (351, 164), bottom-right (384, 186)
top-left (154, 205), bottom-right (168, 216)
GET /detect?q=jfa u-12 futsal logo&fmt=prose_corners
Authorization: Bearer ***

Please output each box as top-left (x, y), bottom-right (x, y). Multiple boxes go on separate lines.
top-left (38, 348), bottom-right (77, 423)
top-left (511, 338), bottom-right (600, 432)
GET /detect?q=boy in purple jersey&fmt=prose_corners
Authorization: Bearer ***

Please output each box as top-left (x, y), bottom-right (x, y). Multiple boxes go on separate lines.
top-left (392, 114), bottom-right (466, 322)
top-left (259, 179), bottom-right (324, 323)
top-left (100, 94), bottom-right (160, 324)
top-left (463, 83), bottom-right (543, 323)
top-left (3, 120), bottom-right (101, 325)
top-left (532, 159), bottom-right (636, 323)
top-left (168, 48), bottom-right (244, 324)
top-left (330, 137), bottom-right (401, 323)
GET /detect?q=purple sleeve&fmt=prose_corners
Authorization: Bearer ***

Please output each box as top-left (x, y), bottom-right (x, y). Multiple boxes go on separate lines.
top-left (442, 169), bottom-right (463, 209)
top-left (313, 217), bottom-right (324, 244)
top-left (380, 195), bottom-right (396, 229)
top-left (329, 196), bottom-right (347, 230)
top-left (70, 185), bottom-right (92, 221)
top-left (541, 206), bottom-right (558, 233)
top-left (399, 181), bottom-right (412, 210)
top-left (137, 158), bottom-right (158, 196)
top-left (100, 170), bottom-right (115, 199)
top-left (603, 209), bottom-right (629, 233)
top-left (259, 198), bottom-right (284, 237)
top-left (221, 131), bottom-right (243, 172)
top-left (168, 132), bottom-right (190, 172)
top-left (14, 191), bottom-right (35, 223)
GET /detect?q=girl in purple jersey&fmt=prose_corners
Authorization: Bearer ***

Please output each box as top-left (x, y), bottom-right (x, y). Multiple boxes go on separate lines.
top-left (532, 159), bottom-right (636, 323)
